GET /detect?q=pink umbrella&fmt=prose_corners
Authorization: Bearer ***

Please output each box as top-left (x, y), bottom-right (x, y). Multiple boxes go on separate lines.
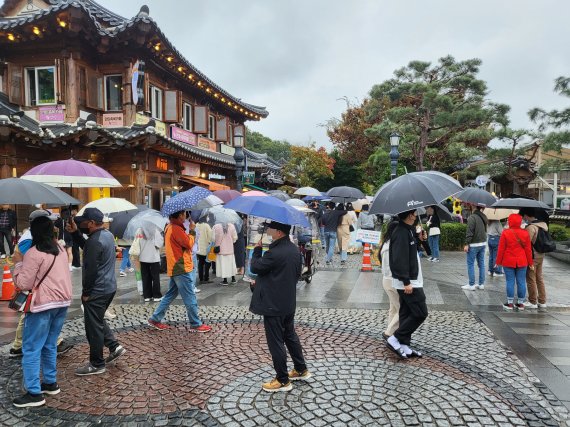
top-left (22, 159), bottom-right (121, 188)
top-left (213, 189), bottom-right (242, 203)
top-left (242, 190), bottom-right (267, 197)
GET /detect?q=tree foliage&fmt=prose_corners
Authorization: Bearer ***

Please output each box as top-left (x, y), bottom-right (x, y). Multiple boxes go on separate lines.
top-left (246, 128), bottom-right (292, 161)
top-left (282, 143), bottom-right (335, 188)
top-left (364, 56), bottom-right (509, 171)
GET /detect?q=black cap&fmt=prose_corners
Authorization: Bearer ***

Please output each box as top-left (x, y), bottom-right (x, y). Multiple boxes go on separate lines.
top-left (74, 207), bottom-right (104, 224)
top-left (266, 221), bottom-right (291, 234)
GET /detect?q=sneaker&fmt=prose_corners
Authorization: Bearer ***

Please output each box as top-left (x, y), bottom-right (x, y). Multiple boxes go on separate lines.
top-left (231, 279), bottom-right (237, 284)
top-left (148, 319), bottom-right (170, 330)
top-left (289, 368), bottom-right (312, 381)
top-left (105, 345), bottom-right (126, 364)
top-left (432, 258), bottom-right (440, 263)
top-left (9, 347), bottom-right (23, 358)
top-left (69, 265), bottom-right (73, 272)
top-left (144, 298), bottom-right (151, 302)
top-left (119, 271), bottom-right (127, 277)
top-left (503, 303), bottom-right (514, 311)
top-left (104, 310), bottom-right (117, 320)
top-left (153, 297), bottom-right (163, 302)
top-left (127, 267), bottom-right (135, 273)
top-left (340, 260), bottom-right (346, 266)
top-left (13, 392), bottom-right (45, 408)
top-left (427, 256), bottom-right (434, 262)
top-left (487, 271), bottom-right (492, 276)
top-left (477, 284), bottom-right (485, 290)
top-left (516, 303), bottom-right (525, 311)
top-left (325, 261), bottom-right (331, 265)
top-left (75, 363), bottom-right (106, 376)
top-left (56, 341), bottom-right (73, 355)
top-left (221, 280), bottom-right (229, 286)
top-left (494, 273), bottom-right (504, 277)
top-left (72, 265), bottom-right (82, 270)
top-left (0, 254), bottom-right (5, 259)
top-left (190, 324), bottom-right (212, 333)
top-left (41, 382), bottom-right (60, 396)
top-left (194, 288), bottom-right (201, 293)
top-left (201, 279), bottom-right (212, 284)
top-left (538, 303), bottom-right (548, 308)
top-left (524, 302), bottom-right (538, 309)
top-left (262, 378), bottom-right (293, 392)
top-left (461, 284), bottom-right (477, 291)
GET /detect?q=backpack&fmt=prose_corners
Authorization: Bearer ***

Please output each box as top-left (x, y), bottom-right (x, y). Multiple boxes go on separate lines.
top-left (532, 227), bottom-right (556, 253)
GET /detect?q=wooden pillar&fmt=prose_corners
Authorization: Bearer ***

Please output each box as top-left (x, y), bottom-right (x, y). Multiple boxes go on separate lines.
top-left (123, 61), bottom-right (136, 126)
top-left (65, 54), bottom-right (79, 122)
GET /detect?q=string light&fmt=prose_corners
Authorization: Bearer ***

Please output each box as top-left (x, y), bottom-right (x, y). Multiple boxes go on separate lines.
top-left (154, 43), bottom-right (160, 51)
top-left (32, 27), bottom-right (41, 35)
top-left (166, 56), bottom-right (173, 62)
top-left (58, 19), bottom-right (67, 28)
top-left (177, 66), bottom-right (183, 72)
top-left (7, 33), bottom-right (15, 41)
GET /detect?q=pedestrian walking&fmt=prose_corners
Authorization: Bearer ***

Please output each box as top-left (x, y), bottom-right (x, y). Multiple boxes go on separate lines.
top-left (357, 205), bottom-right (376, 231)
top-left (212, 222), bottom-right (238, 285)
top-left (336, 203), bottom-right (354, 265)
top-left (346, 202), bottom-right (359, 254)
top-left (195, 218), bottom-right (213, 284)
top-left (496, 214), bottom-right (533, 311)
top-left (321, 202), bottom-right (346, 265)
top-left (0, 204), bottom-right (17, 258)
top-left (380, 219), bottom-right (400, 340)
top-left (520, 208), bottom-right (549, 309)
top-left (487, 219), bottom-right (504, 277)
top-left (309, 201), bottom-right (325, 249)
top-left (68, 208), bottom-right (126, 375)
top-left (386, 209), bottom-right (427, 359)
top-left (138, 227), bottom-right (164, 302)
top-left (11, 215), bottom-right (72, 407)
top-left (147, 210), bottom-right (211, 332)
top-left (462, 204), bottom-right (488, 291)
top-left (69, 206), bottom-right (82, 269)
top-left (234, 214), bottom-right (246, 276)
top-left (118, 243), bottom-right (134, 277)
top-left (425, 206), bottom-right (441, 262)
top-left (250, 221), bottom-right (310, 392)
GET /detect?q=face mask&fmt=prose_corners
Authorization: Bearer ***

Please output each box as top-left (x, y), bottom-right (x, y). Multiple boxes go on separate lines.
top-left (79, 226), bottom-right (90, 235)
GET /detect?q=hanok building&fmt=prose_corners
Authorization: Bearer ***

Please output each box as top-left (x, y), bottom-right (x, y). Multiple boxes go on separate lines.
top-left (0, 0), bottom-right (278, 210)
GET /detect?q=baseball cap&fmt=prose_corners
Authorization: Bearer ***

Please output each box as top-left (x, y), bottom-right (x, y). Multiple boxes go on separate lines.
top-left (29, 209), bottom-right (58, 222)
top-left (74, 207), bottom-right (105, 224)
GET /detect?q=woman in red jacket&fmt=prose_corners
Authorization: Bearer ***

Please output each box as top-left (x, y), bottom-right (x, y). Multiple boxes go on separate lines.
top-left (496, 214), bottom-right (534, 311)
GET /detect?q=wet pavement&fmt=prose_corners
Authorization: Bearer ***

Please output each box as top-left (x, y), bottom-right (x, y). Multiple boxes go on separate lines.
top-left (0, 250), bottom-right (569, 426)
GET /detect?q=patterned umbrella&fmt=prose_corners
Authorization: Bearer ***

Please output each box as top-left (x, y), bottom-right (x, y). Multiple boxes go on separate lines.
top-left (161, 186), bottom-right (212, 216)
top-left (21, 159), bottom-right (121, 188)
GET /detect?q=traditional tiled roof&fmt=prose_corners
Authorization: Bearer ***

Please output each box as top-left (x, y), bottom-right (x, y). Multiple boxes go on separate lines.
top-left (0, 0), bottom-right (268, 119)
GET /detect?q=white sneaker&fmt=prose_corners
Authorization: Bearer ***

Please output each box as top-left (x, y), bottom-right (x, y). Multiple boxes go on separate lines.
top-left (0, 254), bottom-right (5, 259)
top-left (104, 310), bottom-right (117, 320)
top-left (477, 284), bottom-right (485, 290)
top-left (127, 267), bottom-right (135, 273)
top-left (194, 288), bottom-right (201, 293)
top-left (427, 257), bottom-right (434, 262)
top-left (461, 285), bottom-right (477, 291)
top-left (69, 265), bottom-right (73, 272)
top-left (119, 271), bottom-right (127, 277)
top-left (432, 258), bottom-right (440, 263)
top-left (524, 302), bottom-right (538, 309)
top-left (494, 273), bottom-right (504, 277)
top-left (487, 271), bottom-right (492, 276)
top-left (538, 303), bottom-right (547, 308)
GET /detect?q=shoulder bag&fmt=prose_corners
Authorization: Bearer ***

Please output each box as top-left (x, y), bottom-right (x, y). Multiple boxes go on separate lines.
top-left (9, 255), bottom-right (57, 313)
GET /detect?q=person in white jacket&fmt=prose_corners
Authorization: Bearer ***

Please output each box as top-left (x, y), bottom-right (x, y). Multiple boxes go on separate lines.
top-left (138, 227), bottom-right (164, 302)
top-left (380, 220), bottom-right (400, 340)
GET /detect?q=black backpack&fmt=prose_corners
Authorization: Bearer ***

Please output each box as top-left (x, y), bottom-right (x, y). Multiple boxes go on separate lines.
top-left (533, 226), bottom-right (556, 253)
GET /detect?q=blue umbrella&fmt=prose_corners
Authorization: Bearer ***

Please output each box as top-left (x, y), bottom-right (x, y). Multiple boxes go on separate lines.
top-left (161, 186), bottom-right (212, 216)
top-left (224, 196), bottom-right (310, 227)
top-left (302, 195), bottom-right (329, 202)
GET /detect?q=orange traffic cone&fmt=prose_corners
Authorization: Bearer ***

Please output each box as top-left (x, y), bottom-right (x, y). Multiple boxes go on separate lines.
top-left (361, 243), bottom-right (373, 272)
top-left (1, 265), bottom-right (16, 301)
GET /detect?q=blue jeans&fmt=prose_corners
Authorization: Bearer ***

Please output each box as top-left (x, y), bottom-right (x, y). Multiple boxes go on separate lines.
top-left (467, 245), bottom-right (486, 286)
top-left (504, 266), bottom-right (527, 303)
top-left (150, 272), bottom-right (201, 327)
top-left (487, 236), bottom-right (503, 274)
top-left (324, 231), bottom-right (337, 262)
top-left (22, 307), bottom-right (68, 394)
top-left (319, 226), bottom-right (325, 247)
top-left (120, 247), bottom-right (131, 271)
top-left (340, 250), bottom-right (348, 262)
top-left (428, 235), bottom-right (440, 259)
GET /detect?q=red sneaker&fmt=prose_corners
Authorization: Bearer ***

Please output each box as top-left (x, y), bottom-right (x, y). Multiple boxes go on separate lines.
top-left (148, 319), bottom-right (170, 330)
top-left (190, 324), bottom-right (212, 333)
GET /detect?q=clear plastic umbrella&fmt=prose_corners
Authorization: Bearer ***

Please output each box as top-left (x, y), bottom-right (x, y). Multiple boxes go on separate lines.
top-left (200, 205), bottom-right (243, 232)
top-left (123, 209), bottom-right (168, 241)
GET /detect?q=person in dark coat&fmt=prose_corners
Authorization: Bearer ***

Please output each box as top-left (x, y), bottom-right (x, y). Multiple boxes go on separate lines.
top-left (233, 214), bottom-right (246, 276)
top-left (250, 221), bottom-right (311, 393)
top-left (0, 204), bottom-right (17, 258)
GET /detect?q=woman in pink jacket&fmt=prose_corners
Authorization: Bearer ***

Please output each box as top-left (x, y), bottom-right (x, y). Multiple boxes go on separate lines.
top-left (12, 216), bottom-right (72, 408)
top-left (212, 222), bottom-right (238, 285)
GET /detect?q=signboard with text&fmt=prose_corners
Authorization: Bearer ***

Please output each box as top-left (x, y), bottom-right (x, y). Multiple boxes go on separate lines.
top-left (356, 229), bottom-right (381, 244)
top-left (198, 137), bottom-right (217, 152)
top-left (219, 144), bottom-right (235, 156)
top-left (242, 171), bottom-right (255, 185)
top-left (135, 113), bottom-right (166, 136)
top-left (102, 113), bottom-right (124, 127)
top-left (170, 126), bottom-right (197, 145)
top-left (181, 161), bottom-right (200, 177)
top-left (38, 105), bottom-right (64, 122)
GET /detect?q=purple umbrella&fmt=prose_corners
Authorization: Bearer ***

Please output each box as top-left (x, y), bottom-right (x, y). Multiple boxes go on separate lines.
top-left (213, 189), bottom-right (242, 203)
top-left (21, 159), bottom-right (121, 188)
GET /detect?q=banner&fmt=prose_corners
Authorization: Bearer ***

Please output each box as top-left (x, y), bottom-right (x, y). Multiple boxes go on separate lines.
top-left (356, 229), bottom-right (381, 244)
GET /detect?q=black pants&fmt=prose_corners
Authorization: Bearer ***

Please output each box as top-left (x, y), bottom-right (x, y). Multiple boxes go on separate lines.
top-left (71, 241), bottom-right (81, 267)
top-left (83, 292), bottom-right (120, 368)
top-left (140, 262), bottom-right (162, 299)
top-left (197, 255), bottom-right (210, 281)
top-left (0, 228), bottom-right (14, 255)
top-left (264, 314), bottom-right (307, 384)
top-left (394, 288), bottom-right (428, 346)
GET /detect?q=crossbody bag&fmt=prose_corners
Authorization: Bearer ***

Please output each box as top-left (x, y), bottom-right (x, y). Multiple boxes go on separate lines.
top-left (9, 255), bottom-right (57, 313)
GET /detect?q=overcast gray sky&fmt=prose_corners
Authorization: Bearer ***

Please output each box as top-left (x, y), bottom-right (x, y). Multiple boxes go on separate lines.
top-left (100, 0), bottom-right (570, 150)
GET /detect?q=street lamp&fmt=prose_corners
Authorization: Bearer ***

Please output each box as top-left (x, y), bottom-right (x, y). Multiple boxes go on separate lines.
top-left (233, 126), bottom-right (245, 191)
top-left (389, 132), bottom-right (401, 180)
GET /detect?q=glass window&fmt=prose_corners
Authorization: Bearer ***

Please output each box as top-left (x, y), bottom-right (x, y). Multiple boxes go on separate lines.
top-left (183, 103), bottom-right (192, 131)
top-left (25, 66), bottom-right (56, 106)
top-left (150, 86), bottom-right (163, 120)
top-left (208, 115), bottom-right (215, 140)
top-left (105, 75), bottom-right (122, 111)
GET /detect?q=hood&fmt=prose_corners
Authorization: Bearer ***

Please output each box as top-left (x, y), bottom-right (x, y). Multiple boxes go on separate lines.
top-left (531, 220), bottom-right (548, 231)
top-left (507, 213), bottom-right (523, 229)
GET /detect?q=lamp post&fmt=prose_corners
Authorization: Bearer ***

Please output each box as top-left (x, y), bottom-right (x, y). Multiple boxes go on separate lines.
top-left (233, 126), bottom-right (245, 191)
top-left (389, 132), bottom-right (401, 180)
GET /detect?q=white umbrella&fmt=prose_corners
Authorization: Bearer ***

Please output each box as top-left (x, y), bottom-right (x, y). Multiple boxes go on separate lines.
top-left (190, 194), bottom-right (224, 210)
top-left (485, 208), bottom-right (518, 221)
top-left (286, 199), bottom-right (307, 207)
top-left (294, 186), bottom-right (321, 197)
top-left (352, 198), bottom-right (371, 211)
top-left (78, 198), bottom-right (137, 215)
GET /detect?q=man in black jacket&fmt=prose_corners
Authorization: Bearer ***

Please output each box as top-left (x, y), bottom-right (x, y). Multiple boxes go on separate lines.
top-left (250, 221), bottom-right (310, 392)
top-left (321, 202), bottom-right (346, 265)
top-left (0, 204), bottom-right (17, 258)
top-left (387, 209), bottom-right (428, 359)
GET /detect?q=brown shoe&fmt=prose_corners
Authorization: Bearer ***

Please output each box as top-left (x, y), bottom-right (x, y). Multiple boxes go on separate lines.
top-left (288, 368), bottom-right (312, 381)
top-left (262, 378), bottom-right (292, 392)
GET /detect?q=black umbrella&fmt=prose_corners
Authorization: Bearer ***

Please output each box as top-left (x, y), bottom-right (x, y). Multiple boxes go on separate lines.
top-left (490, 198), bottom-right (550, 210)
top-left (456, 187), bottom-right (497, 207)
top-left (109, 209), bottom-right (140, 239)
top-left (0, 178), bottom-right (80, 205)
top-left (369, 171), bottom-right (463, 215)
top-left (417, 203), bottom-right (453, 221)
top-left (326, 186), bottom-right (365, 203)
top-left (267, 190), bottom-right (290, 201)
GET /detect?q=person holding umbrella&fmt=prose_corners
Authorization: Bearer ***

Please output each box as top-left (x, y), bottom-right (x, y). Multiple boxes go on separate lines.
top-left (462, 204), bottom-right (488, 291)
top-left (0, 204), bottom-right (17, 258)
top-left (425, 206), bottom-right (441, 262)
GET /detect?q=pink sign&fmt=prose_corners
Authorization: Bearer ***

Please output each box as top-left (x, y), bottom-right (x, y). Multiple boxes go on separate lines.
top-left (102, 113), bottom-right (124, 127)
top-left (181, 161), bottom-right (200, 177)
top-left (38, 105), bottom-right (64, 122)
top-left (170, 126), bottom-right (197, 145)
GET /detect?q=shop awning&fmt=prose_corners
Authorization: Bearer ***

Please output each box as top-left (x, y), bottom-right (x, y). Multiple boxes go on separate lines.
top-left (244, 183), bottom-right (268, 192)
top-left (180, 176), bottom-right (230, 191)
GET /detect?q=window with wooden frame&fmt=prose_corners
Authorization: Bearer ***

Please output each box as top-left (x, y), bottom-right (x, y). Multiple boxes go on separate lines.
top-left (228, 125), bottom-right (234, 146)
top-left (183, 102), bottom-right (193, 131)
top-left (208, 114), bottom-right (215, 140)
top-left (25, 66), bottom-right (56, 106)
top-left (164, 90), bottom-right (179, 122)
top-left (78, 67), bottom-right (87, 107)
top-left (193, 105), bottom-right (208, 134)
top-left (215, 116), bottom-right (228, 142)
top-left (86, 69), bottom-right (103, 110)
top-left (7, 63), bottom-right (23, 105)
top-left (104, 74), bottom-right (123, 111)
top-left (149, 85), bottom-right (163, 120)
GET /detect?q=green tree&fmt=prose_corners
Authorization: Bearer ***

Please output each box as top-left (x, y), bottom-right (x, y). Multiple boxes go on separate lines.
top-left (246, 128), bottom-right (292, 161)
top-left (282, 143), bottom-right (334, 187)
top-left (364, 56), bottom-right (509, 171)
top-left (366, 147), bottom-right (409, 191)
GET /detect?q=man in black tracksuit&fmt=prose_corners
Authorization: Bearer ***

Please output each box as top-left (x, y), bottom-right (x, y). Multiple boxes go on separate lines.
top-left (250, 221), bottom-right (311, 392)
top-left (387, 209), bottom-right (428, 359)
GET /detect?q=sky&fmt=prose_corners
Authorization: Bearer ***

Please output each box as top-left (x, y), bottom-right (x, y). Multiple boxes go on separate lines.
top-left (99, 0), bottom-right (570, 151)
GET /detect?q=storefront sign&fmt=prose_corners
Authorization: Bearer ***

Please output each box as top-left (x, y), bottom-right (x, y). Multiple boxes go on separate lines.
top-left (181, 161), bottom-right (200, 177)
top-left (219, 143), bottom-right (235, 156)
top-left (102, 113), bottom-right (124, 127)
top-left (170, 126), bottom-right (196, 145)
top-left (38, 105), bottom-right (64, 122)
top-left (356, 229), bottom-right (381, 244)
top-left (197, 137), bottom-right (217, 152)
top-left (242, 171), bottom-right (255, 185)
top-left (135, 113), bottom-right (166, 137)
top-left (209, 173), bottom-right (225, 180)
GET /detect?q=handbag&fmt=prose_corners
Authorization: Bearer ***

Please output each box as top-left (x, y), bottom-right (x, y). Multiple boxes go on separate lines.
top-left (9, 255), bottom-right (57, 313)
top-left (214, 246), bottom-right (221, 254)
top-left (349, 225), bottom-right (355, 232)
top-left (129, 235), bottom-right (141, 257)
